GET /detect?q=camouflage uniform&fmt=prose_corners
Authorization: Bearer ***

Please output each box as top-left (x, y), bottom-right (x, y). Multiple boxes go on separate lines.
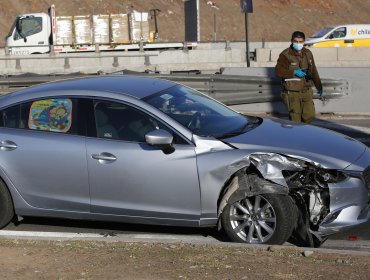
top-left (275, 47), bottom-right (322, 123)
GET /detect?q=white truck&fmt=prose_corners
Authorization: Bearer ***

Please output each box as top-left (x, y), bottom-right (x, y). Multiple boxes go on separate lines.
top-left (5, 5), bottom-right (195, 55)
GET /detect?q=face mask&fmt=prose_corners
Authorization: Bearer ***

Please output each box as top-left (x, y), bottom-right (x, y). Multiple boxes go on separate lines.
top-left (292, 43), bottom-right (304, 51)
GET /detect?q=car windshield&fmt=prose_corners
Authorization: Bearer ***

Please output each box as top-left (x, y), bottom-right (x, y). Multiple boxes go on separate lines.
top-left (310, 27), bottom-right (334, 38)
top-left (143, 85), bottom-right (258, 138)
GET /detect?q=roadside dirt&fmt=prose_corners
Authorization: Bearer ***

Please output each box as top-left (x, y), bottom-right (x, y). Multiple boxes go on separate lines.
top-left (1, 0), bottom-right (370, 45)
top-left (0, 239), bottom-right (369, 279)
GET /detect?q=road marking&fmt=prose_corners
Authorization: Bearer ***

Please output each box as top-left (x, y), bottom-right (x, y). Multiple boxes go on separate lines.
top-left (0, 230), bottom-right (211, 242)
top-left (131, 234), bottom-right (187, 240)
top-left (0, 230), bottom-right (102, 239)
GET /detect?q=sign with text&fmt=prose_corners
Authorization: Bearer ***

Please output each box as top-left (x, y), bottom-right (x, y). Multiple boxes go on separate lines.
top-left (240, 0), bottom-right (253, 13)
top-left (185, 0), bottom-right (199, 41)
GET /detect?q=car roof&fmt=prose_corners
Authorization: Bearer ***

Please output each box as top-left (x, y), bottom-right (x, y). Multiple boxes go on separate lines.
top-left (4, 76), bottom-right (176, 101)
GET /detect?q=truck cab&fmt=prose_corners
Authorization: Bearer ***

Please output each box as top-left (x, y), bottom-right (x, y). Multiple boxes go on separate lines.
top-left (6, 13), bottom-right (51, 55)
top-left (305, 24), bottom-right (370, 48)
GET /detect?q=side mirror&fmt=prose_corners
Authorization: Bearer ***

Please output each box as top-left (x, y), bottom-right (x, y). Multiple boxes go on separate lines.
top-left (145, 129), bottom-right (174, 154)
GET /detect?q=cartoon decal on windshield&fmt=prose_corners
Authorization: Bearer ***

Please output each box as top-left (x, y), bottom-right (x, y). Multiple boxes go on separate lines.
top-left (29, 99), bottom-right (72, 132)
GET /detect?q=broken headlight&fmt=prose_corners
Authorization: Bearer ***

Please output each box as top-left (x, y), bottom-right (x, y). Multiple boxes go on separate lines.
top-left (317, 169), bottom-right (348, 183)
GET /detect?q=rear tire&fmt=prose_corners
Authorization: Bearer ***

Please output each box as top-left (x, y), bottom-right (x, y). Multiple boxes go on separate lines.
top-left (0, 180), bottom-right (14, 229)
top-left (221, 194), bottom-right (295, 245)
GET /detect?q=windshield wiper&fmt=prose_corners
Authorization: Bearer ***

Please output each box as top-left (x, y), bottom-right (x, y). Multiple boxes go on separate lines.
top-left (214, 118), bottom-right (260, 139)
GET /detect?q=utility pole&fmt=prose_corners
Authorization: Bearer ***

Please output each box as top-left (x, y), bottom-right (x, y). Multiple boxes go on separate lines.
top-left (240, 0), bottom-right (253, 67)
top-left (207, 1), bottom-right (219, 42)
top-left (149, 9), bottom-right (161, 40)
top-left (244, 12), bottom-right (250, 67)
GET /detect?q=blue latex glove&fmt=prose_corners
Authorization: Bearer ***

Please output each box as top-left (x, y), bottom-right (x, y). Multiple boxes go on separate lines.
top-left (294, 69), bottom-right (306, 78)
top-left (317, 89), bottom-right (323, 96)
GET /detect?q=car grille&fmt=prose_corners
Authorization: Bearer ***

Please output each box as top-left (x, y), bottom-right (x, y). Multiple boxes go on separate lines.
top-left (363, 165), bottom-right (370, 188)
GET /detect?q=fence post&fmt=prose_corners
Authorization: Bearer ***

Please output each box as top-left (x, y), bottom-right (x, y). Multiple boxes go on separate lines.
top-left (112, 57), bottom-right (119, 67)
top-left (49, 45), bottom-right (55, 56)
top-left (144, 55), bottom-right (151, 66)
top-left (95, 44), bottom-right (100, 54)
top-left (139, 41), bottom-right (144, 52)
top-left (225, 41), bottom-right (231, 51)
top-left (64, 57), bottom-right (70, 69)
top-left (15, 58), bottom-right (21, 70)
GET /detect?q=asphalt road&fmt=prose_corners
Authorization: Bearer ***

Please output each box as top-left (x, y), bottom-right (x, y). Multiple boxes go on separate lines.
top-left (1, 115), bottom-right (370, 252)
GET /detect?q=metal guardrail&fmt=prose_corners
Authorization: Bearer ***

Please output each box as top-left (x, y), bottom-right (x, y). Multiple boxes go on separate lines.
top-left (0, 74), bottom-right (349, 105)
top-left (0, 75), bottom-right (78, 94)
top-left (155, 75), bottom-right (349, 105)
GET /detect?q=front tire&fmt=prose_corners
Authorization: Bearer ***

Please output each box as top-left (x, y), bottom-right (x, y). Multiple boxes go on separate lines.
top-left (221, 194), bottom-right (295, 245)
top-left (0, 180), bottom-right (14, 229)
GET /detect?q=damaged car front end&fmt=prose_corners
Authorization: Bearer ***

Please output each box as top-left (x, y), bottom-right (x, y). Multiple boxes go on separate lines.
top-left (284, 155), bottom-right (369, 247)
top-left (210, 137), bottom-right (370, 247)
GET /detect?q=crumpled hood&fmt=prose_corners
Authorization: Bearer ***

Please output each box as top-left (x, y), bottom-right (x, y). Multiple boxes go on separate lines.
top-left (223, 118), bottom-right (366, 169)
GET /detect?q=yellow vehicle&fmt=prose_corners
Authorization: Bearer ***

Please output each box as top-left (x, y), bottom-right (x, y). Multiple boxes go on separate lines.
top-left (305, 24), bottom-right (370, 48)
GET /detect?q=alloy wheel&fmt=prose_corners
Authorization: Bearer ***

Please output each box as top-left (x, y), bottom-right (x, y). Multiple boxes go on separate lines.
top-left (228, 195), bottom-right (277, 243)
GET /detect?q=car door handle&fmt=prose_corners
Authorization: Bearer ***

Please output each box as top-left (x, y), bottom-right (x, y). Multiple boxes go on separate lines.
top-left (0, 140), bottom-right (17, 151)
top-left (91, 152), bottom-right (117, 162)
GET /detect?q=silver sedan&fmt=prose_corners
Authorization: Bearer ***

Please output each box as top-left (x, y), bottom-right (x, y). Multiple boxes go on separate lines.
top-left (0, 76), bottom-right (369, 247)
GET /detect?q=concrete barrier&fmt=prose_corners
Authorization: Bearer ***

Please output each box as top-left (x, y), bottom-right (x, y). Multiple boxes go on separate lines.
top-left (0, 47), bottom-right (249, 75)
top-left (311, 48), bottom-right (338, 61)
top-left (338, 47), bottom-right (370, 61)
top-left (255, 46), bottom-right (370, 66)
top-left (1, 43), bottom-right (370, 75)
top-left (256, 48), bottom-right (286, 62)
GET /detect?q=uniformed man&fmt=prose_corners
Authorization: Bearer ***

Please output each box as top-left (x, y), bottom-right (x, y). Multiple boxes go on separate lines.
top-left (275, 31), bottom-right (322, 123)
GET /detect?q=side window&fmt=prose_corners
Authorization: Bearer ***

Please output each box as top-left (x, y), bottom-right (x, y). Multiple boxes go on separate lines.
top-left (14, 17), bottom-right (42, 40)
top-left (328, 27), bottom-right (346, 39)
top-left (1, 105), bottom-right (21, 128)
top-left (0, 98), bottom-right (80, 135)
top-left (94, 100), bottom-right (187, 144)
top-left (0, 103), bottom-right (30, 128)
top-left (28, 99), bottom-right (73, 133)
